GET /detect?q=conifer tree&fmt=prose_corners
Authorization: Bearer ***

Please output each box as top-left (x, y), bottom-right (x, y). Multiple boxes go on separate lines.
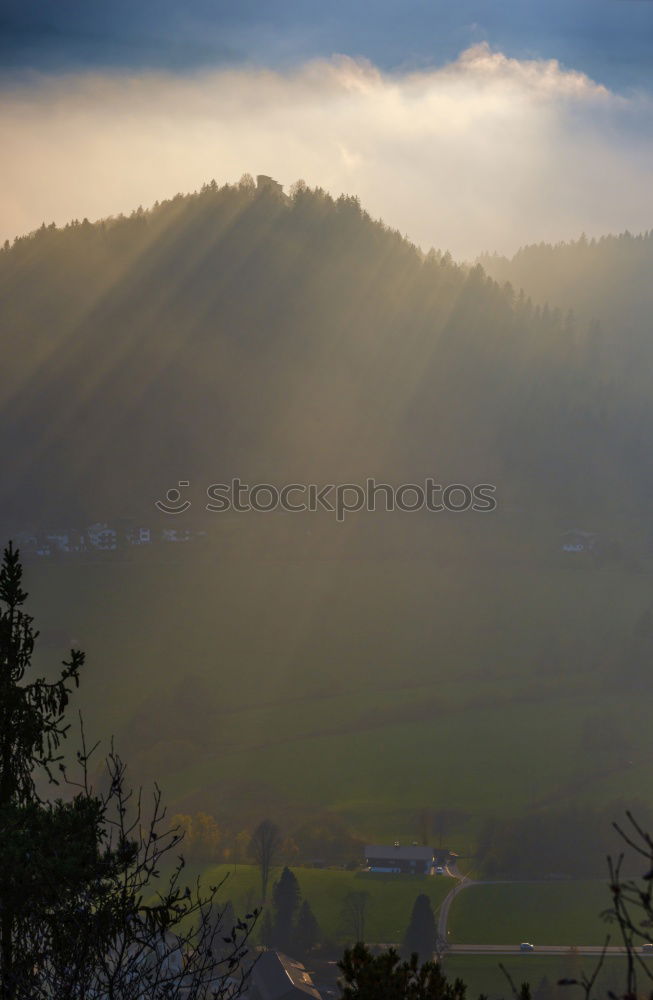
top-left (339, 943), bottom-right (472, 1000)
top-left (0, 543), bottom-right (256, 998)
top-left (0, 542), bottom-right (85, 998)
top-left (402, 894), bottom-right (436, 964)
top-left (293, 899), bottom-right (320, 955)
top-left (271, 866), bottom-right (301, 951)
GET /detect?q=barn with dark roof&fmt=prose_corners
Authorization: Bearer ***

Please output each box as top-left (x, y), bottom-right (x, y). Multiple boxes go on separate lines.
top-left (364, 844), bottom-right (435, 874)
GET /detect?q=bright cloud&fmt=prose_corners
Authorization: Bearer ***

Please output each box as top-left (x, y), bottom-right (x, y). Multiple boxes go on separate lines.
top-left (1, 43), bottom-right (651, 258)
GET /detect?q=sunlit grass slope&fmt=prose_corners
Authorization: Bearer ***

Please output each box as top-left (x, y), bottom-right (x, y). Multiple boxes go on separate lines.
top-left (448, 882), bottom-right (613, 946)
top-left (193, 863), bottom-right (451, 944)
top-left (24, 535), bottom-right (653, 844)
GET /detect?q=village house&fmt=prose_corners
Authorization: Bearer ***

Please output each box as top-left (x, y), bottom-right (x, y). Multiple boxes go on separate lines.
top-left (249, 951), bottom-right (322, 1000)
top-left (561, 528), bottom-right (597, 553)
top-left (126, 525), bottom-right (151, 546)
top-left (87, 522), bottom-right (118, 550)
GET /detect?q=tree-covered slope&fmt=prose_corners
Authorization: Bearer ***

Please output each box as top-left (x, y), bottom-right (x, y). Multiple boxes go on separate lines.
top-left (1, 177), bottom-right (644, 526)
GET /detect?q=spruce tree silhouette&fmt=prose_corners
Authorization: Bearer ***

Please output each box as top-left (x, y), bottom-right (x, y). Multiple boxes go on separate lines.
top-left (0, 542), bottom-right (257, 999)
top-left (403, 894), bottom-right (436, 964)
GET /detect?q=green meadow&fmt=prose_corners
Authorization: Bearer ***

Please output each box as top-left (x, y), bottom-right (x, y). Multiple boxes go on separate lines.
top-left (192, 864), bottom-right (452, 944)
top-left (447, 882), bottom-right (614, 947)
top-left (440, 955), bottom-right (634, 1000)
top-left (23, 529), bottom-right (653, 843)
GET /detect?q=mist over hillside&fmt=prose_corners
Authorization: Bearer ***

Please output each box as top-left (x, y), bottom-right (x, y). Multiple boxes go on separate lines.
top-left (4, 178), bottom-right (653, 866)
top-left (480, 230), bottom-right (653, 332)
top-left (2, 176), bottom-right (649, 529)
top-left (7, 1), bottom-right (653, 985)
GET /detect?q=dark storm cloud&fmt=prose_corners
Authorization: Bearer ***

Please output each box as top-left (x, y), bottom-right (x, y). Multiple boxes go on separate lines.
top-left (2, 0), bottom-right (653, 91)
top-left (0, 0), bottom-right (243, 72)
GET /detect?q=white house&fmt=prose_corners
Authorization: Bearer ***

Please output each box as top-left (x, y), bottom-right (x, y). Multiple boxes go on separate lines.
top-left (561, 529), bottom-right (597, 553)
top-left (87, 522), bottom-right (118, 550)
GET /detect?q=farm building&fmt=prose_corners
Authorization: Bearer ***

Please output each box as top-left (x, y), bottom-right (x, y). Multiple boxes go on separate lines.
top-left (365, 844), bottom-right (435, 874)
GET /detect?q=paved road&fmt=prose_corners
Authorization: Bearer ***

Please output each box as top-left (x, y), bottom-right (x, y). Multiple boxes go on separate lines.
top-left (436, 867), bottom-right (473, 950)
top-left (448, 945), bottom-right (635, 957)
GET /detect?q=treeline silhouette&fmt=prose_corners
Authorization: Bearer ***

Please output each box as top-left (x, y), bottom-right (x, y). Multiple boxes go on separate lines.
top-left (0, 176), bottom-right (647, 526)
top-left (480, 229), bottom-right (653, 334)
top-left (477, 800), bottom-right (653, 878)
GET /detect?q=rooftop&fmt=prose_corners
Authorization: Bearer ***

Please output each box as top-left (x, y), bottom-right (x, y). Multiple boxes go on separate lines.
top-left (365, 844), bottom-right (434, 862)
top-left (252, 951), bottom-right (322, 1000)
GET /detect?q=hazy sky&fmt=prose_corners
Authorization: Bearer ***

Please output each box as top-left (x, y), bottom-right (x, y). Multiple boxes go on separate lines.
top-left (2, 2), bottom-right (653, 258)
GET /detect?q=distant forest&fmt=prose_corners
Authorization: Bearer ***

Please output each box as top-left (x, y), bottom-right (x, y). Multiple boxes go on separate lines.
top-left (2, 176), bottom-right (652, 528)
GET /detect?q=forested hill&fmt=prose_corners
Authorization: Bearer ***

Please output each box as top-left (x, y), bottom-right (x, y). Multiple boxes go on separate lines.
top-left (0, 177), bottom-right (650, 526)
top-left (480, 231), bottom-right (653, 366)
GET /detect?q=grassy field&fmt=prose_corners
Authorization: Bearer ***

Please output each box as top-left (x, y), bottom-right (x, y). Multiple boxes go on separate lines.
top-left (448, 882), bottom-right (614, 947)
top-left (20, 532), bottom-right (653, 843)
top-left (192, 863), bottom-right (451, 944)
top-left (440, 955), bottom-right (634, 1000)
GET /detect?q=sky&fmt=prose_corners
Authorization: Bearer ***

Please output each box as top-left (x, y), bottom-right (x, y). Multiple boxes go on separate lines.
top-left (2, 0), bottom-right (653, 259)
